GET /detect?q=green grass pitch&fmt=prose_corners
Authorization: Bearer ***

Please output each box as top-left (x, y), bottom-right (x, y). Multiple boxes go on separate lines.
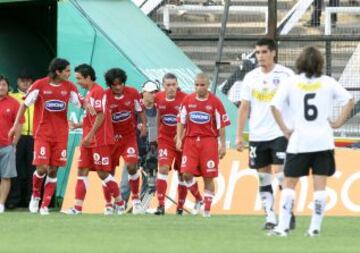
top-left (0, 212), bottom-right (359, 253)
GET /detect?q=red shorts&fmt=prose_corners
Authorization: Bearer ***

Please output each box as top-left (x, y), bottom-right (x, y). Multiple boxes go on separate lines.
top-left (78, 145), bottom-right (112, 172)
top-left (112, 136), bottom-right (139, 169)
top-left (33, 140), bottom-right (67, 167)
top-left (158, 140), bottom-right (182, 171)
top-left (180, 136), bottom-right (219, 178)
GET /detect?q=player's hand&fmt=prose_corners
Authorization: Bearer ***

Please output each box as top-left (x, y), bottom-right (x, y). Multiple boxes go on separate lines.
top-left (236, 136), bottom-right (245, 152)
top-left (218, 144), bottom-right (226, 159)
top-left (282, 128), bottom-right (293, 139)
top-left (176, 139), bottom-right (182, 151)
top-left (81, 134), bottom-right (92, 147)
top-left (140, 124), bottom-right (148, 137)
top-left (8, 125), bottom-right (16, 139)
top-left (83, 101), bottom-right (96, 116)
top-left (330, 119), bottom-right (342, 129)
top-left (68, 120), bottom-right (77, 130)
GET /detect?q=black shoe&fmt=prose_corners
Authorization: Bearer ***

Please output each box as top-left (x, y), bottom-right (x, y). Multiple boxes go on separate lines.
top-left (289, 212), bottom-right (296, 230)
top-left (176, 209), bottom-right (183, 215)
top-left (154, 205), bottom-right (165, 215)
top-left (263, 222), bottom-right (276, 231)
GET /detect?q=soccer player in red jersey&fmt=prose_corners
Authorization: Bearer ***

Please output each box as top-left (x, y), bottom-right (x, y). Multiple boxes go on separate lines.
top-left (65, 64), bottom-right (125, 215)
top-left (9, 58), bottom-right (83, 215)
top-left (104, 68), bottom-right (147, 214)
top-left (154, 73), bottom-right (202, 215)
top-left (176, 73), bottom-right (230, 217)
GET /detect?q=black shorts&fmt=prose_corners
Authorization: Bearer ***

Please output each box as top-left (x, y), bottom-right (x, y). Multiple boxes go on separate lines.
top-left (248, 137), bottom-right (287, 169)
top-left (284, 150), bottom-right (336, 178)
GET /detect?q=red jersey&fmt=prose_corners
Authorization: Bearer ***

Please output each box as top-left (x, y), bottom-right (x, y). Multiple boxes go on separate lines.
top-left (24, 77), bottom-right (82, 142)
top-left (155, 90), bottom-right (186, 141)
top-left (82, 84), bottom-right (114, 147)
top-left (178, 93), bottom-right (230, 137)
top-left (0, 96), bottom-right (25, 146)
top-left (105, 86), bottom-right (143, 141)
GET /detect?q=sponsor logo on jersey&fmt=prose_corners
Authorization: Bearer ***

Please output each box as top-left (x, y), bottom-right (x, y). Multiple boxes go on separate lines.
top-left (297, 81), bottom-right (322, 92)
top-left (45, 100), bottom-right (66, 112)
top-left (125, 101), bottom-right (131, 106)
top-left (252, 89), bottom-right (276, 102)
top-left (189, 111), bottom-right (210, 124)
top-left (43, 90), bottom-right (52, 95)
top-left (205, 105), bottom-right (213, 111)
top-left (61, 90), bottom-right (68, 96)
top-left (273, 78), bottom-right (280, 85)
top-left (112, 111), bottom-right (131, 122)
top-left (189, 104), bottom-right (197, 108)
top-left (158, 105), bottom-right (166, 109)
top-left (162, 114), bottom-right (177, 126)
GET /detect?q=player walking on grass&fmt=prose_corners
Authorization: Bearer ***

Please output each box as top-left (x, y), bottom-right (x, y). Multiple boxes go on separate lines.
top-left (9, 58), bottom-right (83, 215)
top-left (66, 64), bottom-right (124, 215)
top-left (154, 73), bottom-right (202, 216)
top-left (105, 68), bottom-right (147, 215)
top-left (236, 38), bottom-right (295, 230)
top-left (269, 46), bottom-right (353, 237)
top-left (177, 73), bottom-right (230, 218)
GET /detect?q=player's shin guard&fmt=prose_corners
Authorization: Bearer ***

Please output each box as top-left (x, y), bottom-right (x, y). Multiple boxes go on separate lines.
top-left (128, 172), bottom-right (140, 200)
top-left (277, 188), bottom-right (295, 231)
top-left (186, 178), bottom-right (202, 202)
top-left (103, 175), bottom-right (120, 199)
top-left (177, 180), bottom-right (188, 210)
top-left (156, 173), bottom-right (168, 207)
top-left (41, 177), bottom-right (57, 208)
top-left (309, 191), bottom-right (327, 232)
top-left (258, 172), bottom-right (276, 224)
top-left (32, 171), bottom-right (45, 198)
top-left (204, 190), bottom-right (214, 213)
top-left (74, 176), bottom-right (89, 212)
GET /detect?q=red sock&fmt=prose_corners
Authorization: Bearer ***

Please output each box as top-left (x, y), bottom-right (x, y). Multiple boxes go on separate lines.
top-left (41, 177), bottom-right (57, 208)
top-left (102, 183), bottom-right (112, 205)
top-left (177, 183), bottom-right (188, 210)
top-left (32, 171), bottom-right (45, 198)
top-left (156, 174), bottom-right (168, 207)
top-left (128, 173), bottom-right (140, 200)
top-left (103, 175), bottom-right (120, 199)
top-left (188, 180), bottom-right (202, 202)
top-left (204, 191), bottom-right (214, 212)
top-left (115, 200), bottom-right (125, 207)
top-left (74, 177), bottom-right (88, 211)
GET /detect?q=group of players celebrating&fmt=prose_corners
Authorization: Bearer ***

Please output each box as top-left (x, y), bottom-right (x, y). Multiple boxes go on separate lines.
top-left (7, 38), bottom-right (354, 238)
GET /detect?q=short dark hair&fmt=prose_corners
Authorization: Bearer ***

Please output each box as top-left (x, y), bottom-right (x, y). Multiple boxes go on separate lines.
top-left (296, 46), bottom-right (324, 78)
top-left (105, 68), bottom-right (127, 87)
top-left (74, 64), bottom-right (96, 81)
top-left (162, 73), bottom-right (177, 83)
top-left (18, 70), bottom-right (34, 80)
top-left (48, 58), bottom-right (70, 78)
top-left (0, 74), bottom-right (10, 88)
top-left (255, 38), bottom-right (277, 51)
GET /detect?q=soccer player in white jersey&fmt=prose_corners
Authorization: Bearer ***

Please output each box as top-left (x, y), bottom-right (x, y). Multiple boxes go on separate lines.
top-left (236, 38), bottom-right (295, 230)
top-left (269, 46), bottom-right (353, 237)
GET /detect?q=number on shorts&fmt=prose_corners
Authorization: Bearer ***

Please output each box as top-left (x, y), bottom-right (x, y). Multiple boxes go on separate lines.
top-left (159, 148), bottom-right (168, 158)
top-left (40, 146), bottom-right (46, 156)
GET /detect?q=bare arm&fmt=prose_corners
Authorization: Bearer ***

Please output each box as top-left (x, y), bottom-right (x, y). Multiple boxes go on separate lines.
top-left (271, 105), bottom-right (293, 139)
top-left (11, 123), bottom-right (23, 146)
top-left (82, 112), bottom-right (104, 146)
top-left (330, 98), bottom-right (355, 129)
top-left (8, 103), bottom-right (27, 139)
top-left (236, 100), bottom-right (250, 151)
top-left (176, 122), bottom-right (185, 151)
top-left (218, 127), bottom-right (226, 159)
top-left (138, 111), bottom-right (148, 137)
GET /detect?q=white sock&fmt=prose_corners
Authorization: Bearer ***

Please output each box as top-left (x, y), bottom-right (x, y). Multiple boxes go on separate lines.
top-left (0, 203), bottom-right (4, 213)
top-left (309, 190), bottom-right (327, 232)
top-left (277, 188), bottom-right (295, 231)
top-left (258, 172), bottom-right (276, 223)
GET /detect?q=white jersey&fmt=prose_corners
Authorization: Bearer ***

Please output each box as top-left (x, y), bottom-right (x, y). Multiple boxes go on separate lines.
top-left (240, 64), bottom-right (294, 141)
top-left (271, 73), bottom-right (352, 153)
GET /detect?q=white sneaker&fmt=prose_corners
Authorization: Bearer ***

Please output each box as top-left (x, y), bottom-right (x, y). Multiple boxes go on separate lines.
top-left (115, 204), bottom-right (126, 215)
top-left (192, 200), bottom-right (203, 215)
top-left (132, 199), bottom-right (144, 215)
top-left (104, 205), bottom-right (114, 215)
top-left (39, 207), bottom-right (49, 216)
top-left (29, 196), bottom-right (40, 213)
top-left (0, 204), bottom-right (4, 214)
top-left (203, 211), bottom-right (211, 218)
top-left (305, 229), bottom-right (320, 237)
top-left (64, 207), bottom-right (81, 215)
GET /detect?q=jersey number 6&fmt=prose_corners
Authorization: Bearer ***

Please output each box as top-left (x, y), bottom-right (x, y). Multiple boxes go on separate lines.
top-left (304, 93), bottom-right (318, 121)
